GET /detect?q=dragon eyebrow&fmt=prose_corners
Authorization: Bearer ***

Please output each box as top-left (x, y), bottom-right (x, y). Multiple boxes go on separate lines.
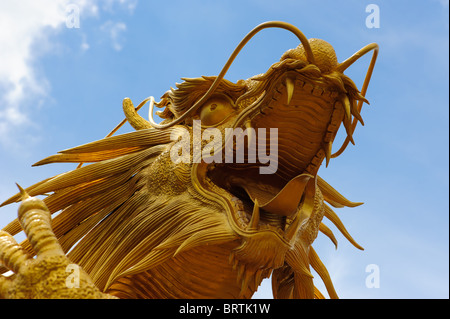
top-left (145, 21), bottom-right (315, 130)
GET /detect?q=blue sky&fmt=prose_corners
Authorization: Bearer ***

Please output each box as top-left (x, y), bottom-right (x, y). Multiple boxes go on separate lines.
top-left (0, 0), bottom-right (448, 299)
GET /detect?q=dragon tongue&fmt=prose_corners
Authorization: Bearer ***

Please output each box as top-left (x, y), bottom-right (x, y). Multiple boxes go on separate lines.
top-left (243, 173), bottom-right (313, 217)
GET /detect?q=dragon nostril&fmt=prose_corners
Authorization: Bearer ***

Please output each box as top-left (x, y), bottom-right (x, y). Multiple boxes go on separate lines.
top-left (302, 38), bottom-right (338, 73)
top-left (281, 38), bottom-right (338, 74)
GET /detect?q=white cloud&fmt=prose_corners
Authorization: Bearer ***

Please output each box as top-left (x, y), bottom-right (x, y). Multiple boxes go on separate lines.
top-left (0, 1), bottom-right (89, 152)
top-left (103, 0), bottom-right (138, 14)
top-left (101, 21), bottom-right (127, 51)
top-left (81, 34), bottom-right (90, 52)
top-left (0, 0), bottom-right (136, 153)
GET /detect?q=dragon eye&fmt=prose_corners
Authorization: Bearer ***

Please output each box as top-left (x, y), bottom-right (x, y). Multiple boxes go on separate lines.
top-left (199, 94), bottom-right (235, 126)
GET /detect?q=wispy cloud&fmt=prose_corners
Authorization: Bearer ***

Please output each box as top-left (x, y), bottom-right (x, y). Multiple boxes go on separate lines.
top-left (101, 21), bottom-right (127, 51)
top-left (438, 0), bottom-right (449, 8)
top-left (102, 0), bottom-right (138, 14)
top-left (80, 33), bottom-right (90, 52)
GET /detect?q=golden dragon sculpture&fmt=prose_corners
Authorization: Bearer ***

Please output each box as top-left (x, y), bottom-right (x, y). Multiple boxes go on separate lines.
top-left (0, 22), bottom-right (378, 299)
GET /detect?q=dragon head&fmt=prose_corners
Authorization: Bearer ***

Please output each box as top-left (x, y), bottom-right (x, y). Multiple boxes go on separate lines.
top-left (154, 37), bottom-right (366, 253)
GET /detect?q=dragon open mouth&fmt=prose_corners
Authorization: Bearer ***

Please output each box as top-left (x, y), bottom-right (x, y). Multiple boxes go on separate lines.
top-left (151, 36), bottom-right (374, 280)
top-left (198, 59), bottom-right (353, 248)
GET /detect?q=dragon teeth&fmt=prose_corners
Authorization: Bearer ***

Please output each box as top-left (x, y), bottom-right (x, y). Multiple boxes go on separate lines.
top-left (341, 94), bottom-right (352, 120)
top-left (244, 120), bottom-right (254, 147)
top-left (324, 141), bottom-right (332, 167)
top-left (285, 76), bottom-right (295, 105)
top-left (284, 211), bottom-right (302, 243)
top-left (343, 116), bottom-right (356, 145)
top-left (350, 98), bottom-right (365, 126)
top-left (247, 199), bottom-right (260, 230)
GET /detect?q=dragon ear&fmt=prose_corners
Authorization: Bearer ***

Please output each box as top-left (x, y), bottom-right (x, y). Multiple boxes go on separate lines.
top-left (331, 43), bottom-right (379, 158)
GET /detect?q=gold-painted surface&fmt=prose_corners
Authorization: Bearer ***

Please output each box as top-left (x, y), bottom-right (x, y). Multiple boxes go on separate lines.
top-left (0, 21), bottom-right (378, 299)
